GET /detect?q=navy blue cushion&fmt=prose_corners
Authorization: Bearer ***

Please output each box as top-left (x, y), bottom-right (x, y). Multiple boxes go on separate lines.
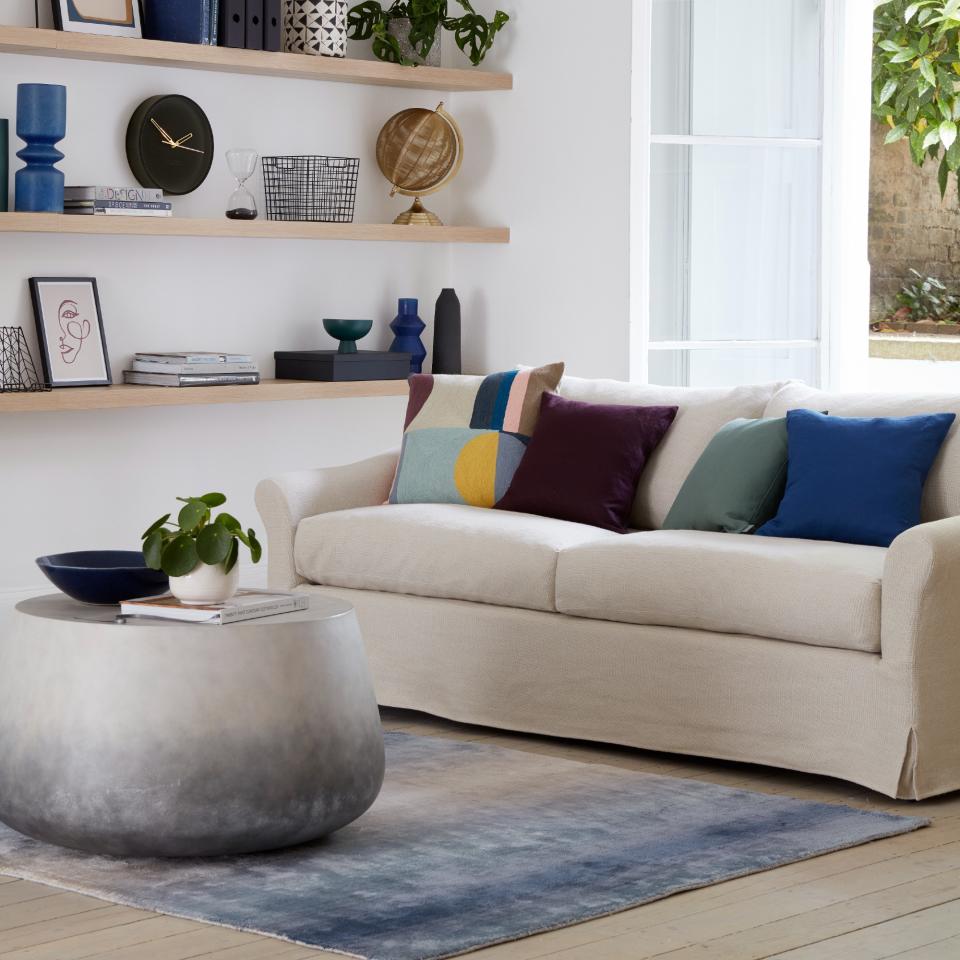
top-left (755, 409), bottom-right (956, 548)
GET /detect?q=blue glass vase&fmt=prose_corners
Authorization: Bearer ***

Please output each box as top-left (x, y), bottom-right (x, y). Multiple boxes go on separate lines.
top-left (389, 298), bottom-right (427, 375)
top-left (15, 84), bottom-right (66, 214)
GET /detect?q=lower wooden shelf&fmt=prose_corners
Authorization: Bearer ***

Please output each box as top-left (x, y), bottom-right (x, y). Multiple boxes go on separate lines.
top-left (0, 379), bottom-right (409, 413)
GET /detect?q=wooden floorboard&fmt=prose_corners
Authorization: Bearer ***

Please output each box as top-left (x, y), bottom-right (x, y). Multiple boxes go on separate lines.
top-left (1, 708), bottom-right (959, 960)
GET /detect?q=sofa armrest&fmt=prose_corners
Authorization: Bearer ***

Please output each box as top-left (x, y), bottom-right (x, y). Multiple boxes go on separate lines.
top-left (882, 516), bottom-right (960, 668)
top-left (255, 450), bottom-right (399, 589)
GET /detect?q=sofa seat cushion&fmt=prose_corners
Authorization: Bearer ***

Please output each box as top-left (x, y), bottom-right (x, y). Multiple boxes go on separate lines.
top-left (295, 503), bottom-right (617, 613)
top-left (555, 530), bottom-right (886, 653)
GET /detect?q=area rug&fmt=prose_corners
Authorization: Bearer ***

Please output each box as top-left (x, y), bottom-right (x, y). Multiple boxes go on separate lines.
top-left (0, 733), bottom-right (926, 960)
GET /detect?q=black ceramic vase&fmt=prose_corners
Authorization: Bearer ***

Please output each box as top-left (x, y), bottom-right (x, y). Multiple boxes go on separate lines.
top-left (432, 288), bottom-right (461, 375)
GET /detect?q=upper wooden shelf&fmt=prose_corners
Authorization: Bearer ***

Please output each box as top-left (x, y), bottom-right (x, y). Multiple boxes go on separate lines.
top-left (0, 213), bottom-right (509, 243)
top-left (0, 379), bottom-right (409, 413)
top-left (0, 26), bottom-right (513, 92)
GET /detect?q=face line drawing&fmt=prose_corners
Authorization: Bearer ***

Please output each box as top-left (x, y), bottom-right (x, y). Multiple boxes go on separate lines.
top-left (57, 298), bottom-right (91, 366)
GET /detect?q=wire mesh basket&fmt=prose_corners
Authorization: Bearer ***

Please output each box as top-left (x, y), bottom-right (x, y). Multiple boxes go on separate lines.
top-left (262, 155), bottom-right (360, 223)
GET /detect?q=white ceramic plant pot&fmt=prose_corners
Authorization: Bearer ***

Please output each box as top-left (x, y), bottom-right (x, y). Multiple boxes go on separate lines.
top-left (169, 562), bottom-right (239, 605)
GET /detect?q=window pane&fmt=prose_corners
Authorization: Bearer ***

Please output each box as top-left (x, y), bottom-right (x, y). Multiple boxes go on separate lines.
top-left (650, 143), bottom-right (819, 342)
top-left (648, 347), bottom-right (818, 388)
top-left (651, 0), bottom-right (821, 139)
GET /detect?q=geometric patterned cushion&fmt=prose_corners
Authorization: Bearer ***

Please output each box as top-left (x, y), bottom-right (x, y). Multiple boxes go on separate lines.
top-left (388, 363), bottom-right (564, 509)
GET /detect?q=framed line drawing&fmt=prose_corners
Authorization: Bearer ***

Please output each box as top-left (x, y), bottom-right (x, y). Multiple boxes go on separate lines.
top-left (29, 277), bottom-right (112, 387)
top-left (52, 0), bottom-right (143, 38)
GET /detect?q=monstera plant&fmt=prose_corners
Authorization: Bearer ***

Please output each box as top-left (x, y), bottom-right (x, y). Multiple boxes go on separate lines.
top-left (347, 0), bottom-right (509, 67)
top-left (874, 0), bottom-right (960, 199)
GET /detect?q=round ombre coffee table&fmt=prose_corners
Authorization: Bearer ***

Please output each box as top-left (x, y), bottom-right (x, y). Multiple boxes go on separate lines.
top-left (0, 594), bottom-right (384, 857)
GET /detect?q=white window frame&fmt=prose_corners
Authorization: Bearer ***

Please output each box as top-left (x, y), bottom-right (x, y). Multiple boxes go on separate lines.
top-left (629, 0), bottom-right (873, 390)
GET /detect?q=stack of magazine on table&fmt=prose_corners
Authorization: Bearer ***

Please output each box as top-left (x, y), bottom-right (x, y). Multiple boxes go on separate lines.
top-left (123, 352), bottom-right (260, 388)
top-left (64, 186), bottom-right (173, 218)
top-left (120, 590), bottom-right (308, 625)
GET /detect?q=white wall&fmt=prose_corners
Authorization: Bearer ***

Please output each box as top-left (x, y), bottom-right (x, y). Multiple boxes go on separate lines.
top-left (0, 1), bottom-right (636, 602)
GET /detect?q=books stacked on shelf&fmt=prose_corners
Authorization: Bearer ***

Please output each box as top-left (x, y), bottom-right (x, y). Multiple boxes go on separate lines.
top-left (120, 590), bottom-right (308, 624)
top-left (123, 352), bottom-right (260, 388)
top-left (65, 186), bottom-right (173, 218)
top-left (144, 0), bottom-right (219, 46)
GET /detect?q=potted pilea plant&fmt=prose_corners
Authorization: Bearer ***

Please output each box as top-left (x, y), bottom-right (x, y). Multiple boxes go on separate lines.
top-left (347, 0), bottom-right (509, 67)
top-left (141, 493), bottom-right (262, 604)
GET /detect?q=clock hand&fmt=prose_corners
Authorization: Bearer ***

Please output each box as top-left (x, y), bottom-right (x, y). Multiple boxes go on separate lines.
top-left (169, 142), bottom-right (205, 154)
top-left (150, 118), bottom-right (177, 144)
top-left (174, 132), bottom-right (193, 145)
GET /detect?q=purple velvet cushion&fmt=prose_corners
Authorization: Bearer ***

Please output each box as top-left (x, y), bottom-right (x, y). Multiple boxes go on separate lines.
top-left (495, 393), bottom-right (678, 532)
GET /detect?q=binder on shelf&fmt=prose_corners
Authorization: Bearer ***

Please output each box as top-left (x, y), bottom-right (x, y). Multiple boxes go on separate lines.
top-left (246, 0), bottom-right (264, 50)
top-left (220, 0), bottom-right (246, 48)
top-left (263, 0), bottom-right (282, 51)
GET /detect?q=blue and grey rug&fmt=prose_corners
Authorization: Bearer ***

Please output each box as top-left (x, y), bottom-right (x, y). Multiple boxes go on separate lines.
top-left (0, 733), bottom-right (926, 960)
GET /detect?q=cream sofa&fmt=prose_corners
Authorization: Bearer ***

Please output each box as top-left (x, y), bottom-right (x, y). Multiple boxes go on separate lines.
top-left (256, 379), bottom-right (960, 800)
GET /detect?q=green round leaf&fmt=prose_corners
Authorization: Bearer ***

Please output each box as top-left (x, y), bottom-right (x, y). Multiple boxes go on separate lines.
top-left (199, 492), bottom-right (227, 508)
top-left (224, 537), bottom-right (240, 574)
top-left (248, 529), bottom-right (263, 564)
top-left (177, 500), bottom-right (208, 533)
top-left (196, 523), bottom-right (232, 565)
top-left (215, 512), bottom-right (242, 533)
top-left (161, 535), bottom-right (199, 578)
top-left (143, 529), bottom-right (165, 570)
top-left (141, 513), bottom-right (171, 541)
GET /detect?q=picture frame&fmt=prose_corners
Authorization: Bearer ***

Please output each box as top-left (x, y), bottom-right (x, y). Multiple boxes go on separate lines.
top-left (51, 0), bottom-right (142, 38)
top-left (29, 278), bottom-right (112, 388)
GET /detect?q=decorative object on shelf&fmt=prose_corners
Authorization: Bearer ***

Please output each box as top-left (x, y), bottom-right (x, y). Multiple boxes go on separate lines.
top-left (376, 102), bottom-right (463, 226)
top-left (29, 277), bottom-right (111, 388)
top-left (389, 298), bottom-right (426, 374)
top-left (220, 0), bottom-right (246, 47)
top-left (432, 287), bottom-right (461, 374)
top-left (386, 17), bottom-right (439, 66)
top-left (323, 317), bottom-right (373, 354)
top-left (261, 155), bottom-right (359, 222)
top-left (52, 0), bottom-right (142, 37)
top-left (347, 1), bottom-right (508, 66)
top-left (225, 148), bottom-right (259, 220)
top-left (142, 492), bottom-right (262, 605)
top-left (0, 119), bottom-right (7, 213)
top-left (275, 348), bottom-right (410, 381)
top-left (264, 0), bottom-right (283, 49)
top-left (15, 83), bottom-right (66, 214)
top-left (126, 95), bottom-right (214, 196)
top-left (0, 326), bottom-right (49, 393)
top-left (35, 550), bottom-right (168, 605)
top-left (246, 0), bottom-right (264, 48)
top-left (285, 0), bottom-right (348, 57)
top-left (143, 0), bottom-right (215, 44)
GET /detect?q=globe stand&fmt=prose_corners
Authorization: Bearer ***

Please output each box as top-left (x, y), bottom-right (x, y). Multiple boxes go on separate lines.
top-left (393, 197), bottom-right (443, 227)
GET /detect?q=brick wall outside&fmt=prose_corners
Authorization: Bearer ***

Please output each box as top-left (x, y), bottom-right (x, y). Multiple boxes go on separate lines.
top-left (869, 120), bottom-right (960, 322)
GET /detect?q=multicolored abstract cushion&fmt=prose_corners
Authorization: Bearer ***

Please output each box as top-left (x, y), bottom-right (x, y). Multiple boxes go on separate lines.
top-left (388, 362), bottom-right (565, 508)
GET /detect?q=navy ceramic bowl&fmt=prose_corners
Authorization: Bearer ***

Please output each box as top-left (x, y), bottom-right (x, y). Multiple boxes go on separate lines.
top-left (35, 551), bottom-right (169, 605)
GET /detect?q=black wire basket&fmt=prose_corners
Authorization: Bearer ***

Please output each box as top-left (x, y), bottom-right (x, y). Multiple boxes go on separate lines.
top-left (262, 156), bottom-right (360, 223)
top-left (0, 326), bottom-right (50, 393)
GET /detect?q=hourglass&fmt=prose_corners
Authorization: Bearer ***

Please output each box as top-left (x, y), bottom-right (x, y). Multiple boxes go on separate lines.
top-left (225, 148), bottom-right (258, 220)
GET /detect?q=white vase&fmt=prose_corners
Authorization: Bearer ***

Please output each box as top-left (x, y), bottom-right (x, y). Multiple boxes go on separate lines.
top-left (169, 562), bottom-right (240, 605)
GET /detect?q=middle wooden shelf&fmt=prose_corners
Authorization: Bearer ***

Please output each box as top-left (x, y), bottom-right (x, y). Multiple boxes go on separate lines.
top-left (0, 213), bottom-right (509, 244)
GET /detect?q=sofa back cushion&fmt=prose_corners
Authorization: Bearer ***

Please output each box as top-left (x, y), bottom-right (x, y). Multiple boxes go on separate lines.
top-left (764, 383), bottom-right (960, 522)
top-left (559, 378), bottom-right (783, 529)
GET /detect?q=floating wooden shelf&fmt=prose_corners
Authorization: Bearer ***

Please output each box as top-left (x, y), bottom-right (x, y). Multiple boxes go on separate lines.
top-left (0, 26), bottom-right (512, 92)
top-left (0, 213), bottom-right (509, 243)
top-left (0, 379), bottom-right (409, 413)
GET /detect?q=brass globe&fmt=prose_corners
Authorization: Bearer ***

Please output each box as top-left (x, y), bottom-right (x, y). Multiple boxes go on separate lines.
top-left (375, 102), bottom-right (464, 226)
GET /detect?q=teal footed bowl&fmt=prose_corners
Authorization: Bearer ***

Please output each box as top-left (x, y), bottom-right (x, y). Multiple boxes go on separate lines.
top-left (324, 318), bottom-right (373, 354)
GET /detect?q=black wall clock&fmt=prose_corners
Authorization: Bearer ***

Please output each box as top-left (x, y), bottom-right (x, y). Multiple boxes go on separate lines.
top-left (126, 95), bottom-right (214, 196)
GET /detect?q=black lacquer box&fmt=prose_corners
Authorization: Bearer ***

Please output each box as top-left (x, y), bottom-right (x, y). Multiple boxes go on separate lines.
top-left (274, 350), bottom-right (412, 383)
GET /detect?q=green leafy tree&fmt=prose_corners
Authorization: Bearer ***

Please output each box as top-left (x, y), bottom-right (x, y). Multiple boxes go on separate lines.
top-left (347, 0), bottom-right (508, 67)
top-left (873, 0), bottom-right (960, 199)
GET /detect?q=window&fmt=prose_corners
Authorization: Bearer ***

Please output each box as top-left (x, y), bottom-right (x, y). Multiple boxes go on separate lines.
top-left (632, 0), bottom-right (830, 387)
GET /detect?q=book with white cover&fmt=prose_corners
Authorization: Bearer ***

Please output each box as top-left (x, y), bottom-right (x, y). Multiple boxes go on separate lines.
top-left (131, 360), bottom-right (258, 375)
top-left (123, 371), bottom-right (260, 387)
top-left (135, 352), bottom-right (254, 364)
top-left (120, 590), bottom-right (309, 624)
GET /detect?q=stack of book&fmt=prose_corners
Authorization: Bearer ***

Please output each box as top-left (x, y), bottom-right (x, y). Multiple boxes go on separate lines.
top-left (123, 352), bottom-right (260, 388)
top-left (121, 591), bottom-right (308, 624)
top-left (65, 186), bottom-right (173, 218)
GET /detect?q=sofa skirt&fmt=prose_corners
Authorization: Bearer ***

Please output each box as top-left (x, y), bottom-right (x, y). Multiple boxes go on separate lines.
top-left (301, 586), bottom-right (939, 800)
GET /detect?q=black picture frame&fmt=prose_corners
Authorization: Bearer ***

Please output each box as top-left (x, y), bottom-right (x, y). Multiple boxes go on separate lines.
top-left (29, 277), bottom-right (112, 388)
top-left (51, 0), bottom-right (143, 38)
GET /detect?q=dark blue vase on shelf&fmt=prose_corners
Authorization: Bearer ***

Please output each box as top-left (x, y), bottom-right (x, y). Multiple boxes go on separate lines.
top-left (0, 119), bottom-right (8, 213)
top-left (390, 298), bottom-right (427, 374)
top-left (15, 84), bottom-right (66, 214)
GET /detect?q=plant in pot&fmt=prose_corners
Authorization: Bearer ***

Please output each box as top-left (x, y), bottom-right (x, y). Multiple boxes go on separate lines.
top-left (141, 493), bottom-right (262, 605)
top-left (347, 0), bottom-right (509, 67)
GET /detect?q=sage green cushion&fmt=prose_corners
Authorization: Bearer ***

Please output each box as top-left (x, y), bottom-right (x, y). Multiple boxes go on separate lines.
top-left (662, 417), bottom-right (788, 534)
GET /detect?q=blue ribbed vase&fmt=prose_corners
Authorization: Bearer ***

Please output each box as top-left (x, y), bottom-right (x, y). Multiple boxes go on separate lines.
top-left (15, 84), bottom-right (66, 213)
top-left (389, 298), bottom-right (427, 375)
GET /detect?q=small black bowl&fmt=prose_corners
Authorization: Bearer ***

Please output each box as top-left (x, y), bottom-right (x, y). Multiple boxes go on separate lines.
top-left (36, 551), bottom-right (169, 605)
